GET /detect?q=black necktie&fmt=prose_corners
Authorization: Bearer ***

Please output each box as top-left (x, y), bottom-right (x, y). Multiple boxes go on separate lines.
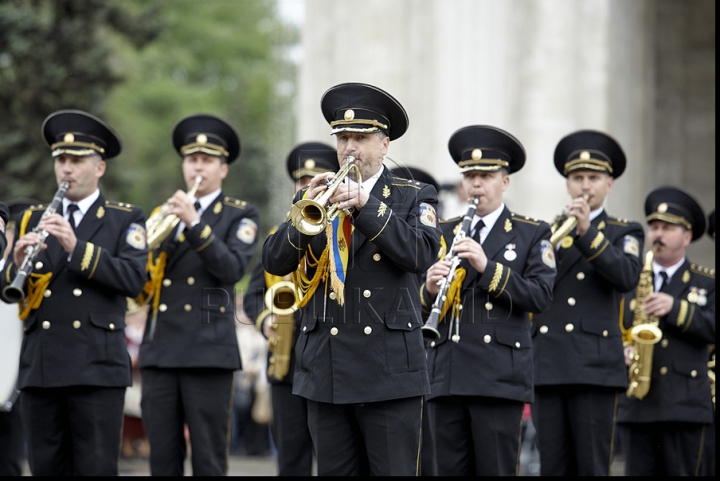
top-left (194, 201), bottom-right (201, 212)
top-left (67, 203), bottom-right (79, 230)
top-left (472, 219), bottom-right (485, 244)
top-left (659, 271), bottom-right (669, 292)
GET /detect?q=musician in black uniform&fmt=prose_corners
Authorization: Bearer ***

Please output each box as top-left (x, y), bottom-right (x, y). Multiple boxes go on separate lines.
top-left (530, 130), bottom-right (645, 476)
top-left (701, 209), bottom-right (715, 477)
top-left (262, 82), bottom-right (442, 476)
top-left (0, 110), bottom-right (148, 476)
top-left (421, 125), bottom-right (556, 476)
top-left (138, 114), bottom-right (260, 476)
top-left (243, 141), bottom-right (339, 476)
top-left (617, 187), bottom-right (715, 476)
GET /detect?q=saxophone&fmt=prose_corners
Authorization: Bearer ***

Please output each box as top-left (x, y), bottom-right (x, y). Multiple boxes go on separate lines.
top-left (626, 241), bottom-right (663, 400)
top-left (264, 279), bottom-right (298, 381)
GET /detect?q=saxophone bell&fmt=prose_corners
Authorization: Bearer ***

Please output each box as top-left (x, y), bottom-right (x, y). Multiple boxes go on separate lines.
top-left (265, 280), bottom-right (298, 381)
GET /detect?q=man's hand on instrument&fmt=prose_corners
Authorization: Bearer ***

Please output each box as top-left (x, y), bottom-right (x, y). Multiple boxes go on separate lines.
top-left (642, 292), bottom-right (674, 317)
top-left (425, 259), bottom-right (452, 296)
top-left (167, 190), bottom-right (200, 226)
top-left (38, 213), bottom-right (77, 255)
top-left (329, 178), bottom-right (368, 213)
top-left (453, 236), bottom-right (488, 273)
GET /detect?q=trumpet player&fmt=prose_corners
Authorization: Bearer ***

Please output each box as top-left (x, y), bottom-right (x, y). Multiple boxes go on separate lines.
top-left (420, 125), bottom-right (556, 476)
top-left (0, 110), bottom-right (148, 476)
top-left (262, 83), bottom-right (442, 476)
top-left (531, 130), bottom-right (644, 476)
top-left (617, 187), bottom-right (715, 476)
top-left (138, 114), bottom-right (260, 476)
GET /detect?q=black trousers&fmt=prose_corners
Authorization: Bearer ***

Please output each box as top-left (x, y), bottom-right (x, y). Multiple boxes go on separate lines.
top-left (307, 396), bottom-right (423, 476)
top-left (432, 395), bottom-right (525, 476)
top-left (0, 395), bottom-right (25, 477)
top-left (140, 367), bottom-right (234, 476)
top-left (270, 383), bottom-right (314, 476)
top-left (619, 421), bottom-right (706, 476)
top-left (21, 386), bottom-right (125, 476)
top-left (532, 385), bottom-right (619, 476)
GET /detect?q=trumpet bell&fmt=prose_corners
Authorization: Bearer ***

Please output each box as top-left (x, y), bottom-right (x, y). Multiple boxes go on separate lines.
top-left (290, 198), bottom-right (328, 236)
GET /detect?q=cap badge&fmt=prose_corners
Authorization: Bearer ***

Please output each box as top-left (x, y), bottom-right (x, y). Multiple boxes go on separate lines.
top-left (580, 151), bottom-right (590, 160)
top-left (64, 133), bottom-right (75, 143)
top-left (197, 134), bottom-right (208, 144)
top-left (344, 109), bottom-right (355, 120)
top-left (305, 159), bottom-right (316, 169)
top-left (657, 202), bottom-right (668, 213)
top-left (472, 149), bottom-right (483, 161)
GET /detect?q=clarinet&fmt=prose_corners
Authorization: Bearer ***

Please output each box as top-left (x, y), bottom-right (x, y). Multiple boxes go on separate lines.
top-left (2, 181), bottom-right (70, 303)
top-left (421, 196), bottom-right (480, 341)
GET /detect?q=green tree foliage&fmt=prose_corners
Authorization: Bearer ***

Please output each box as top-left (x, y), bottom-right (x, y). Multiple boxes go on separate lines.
top-left (0, 0), bottom-right (163, 200)
top-left (0, 0), bottom-right (299, 247)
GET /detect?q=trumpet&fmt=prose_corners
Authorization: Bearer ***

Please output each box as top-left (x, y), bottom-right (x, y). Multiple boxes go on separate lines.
top-left (549, 193), bottom-right (590, 247)
top-left (422, 196), bottom-right (480, 341)
top-left (3, 181), bottom-right (70, 303)
top-left (290, 156), bottom-right (362, 236)
top-left (146, 175), bottom-right (203, 250)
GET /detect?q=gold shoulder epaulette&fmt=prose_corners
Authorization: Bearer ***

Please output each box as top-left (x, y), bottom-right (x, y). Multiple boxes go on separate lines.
top-left (28, 204), bottom-right (46, 213)
top-left (440, 216), bottom-right (462, 225)
top-left (690, 264), bottom-right (715, 278)
top-left (104, 200), bottom-right (134, 212)
top-left (510, 212), bottom-right (540, 226)
top-left (391, 178), bottom-right (422, 189)
top-left (606, 217), bottom-right (630, 226)
top-left (223, 197), bottom-right (248, 209)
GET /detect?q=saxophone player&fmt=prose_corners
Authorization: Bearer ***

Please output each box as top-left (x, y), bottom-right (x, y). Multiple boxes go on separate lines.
top-left (531, 130), bottom-right (645, 476)
top-left (243, 141), bottom-right (339, 475)
top-left (617, 187), bottom-right (715, 476)
top-left (138, 114), bottom-right (260, 476)
top-left (0, 110), bottom-right (148, 476)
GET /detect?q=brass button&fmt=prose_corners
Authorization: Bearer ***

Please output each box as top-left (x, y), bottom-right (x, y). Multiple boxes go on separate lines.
top-left (483, 335), bottom-right (491, 344)
top-left (163, 279), bottom-right (172, 287)
top-left (363, 290), bottom-right (371, 298)
top-left (691, 370), bottom-right (697, 378)
top-left (565, 323), bottom-right (574, 332)
top-left (539, 325), bottom-right (549, 334)
top-left (184, 304), bottom-right (192, 312)
top-left (43, 290), bottom-right (52, 298)
top-left (660, 366), bottom-right (668, 375)
top-left (373, 253), bottom-right (381, 261)
top-left (35, 261), bottom-right (44, 270)
top-left (42, 321), bottom-right (50, 329)
top-left (576, 272), bottom-right (585, 280)
top-left (485, 302), bottom-right (493, 310)
top-left (329, 292), bottom-right (336, 300)
top-left (73, 288), bottom-right (82, 297)
top-left (73, 320), bottom-right (81, 329)
top-left (430, 341), bottom-right (436, 348)
top-left (159, 304), bottom-right (168, 312)
top-left (187, 277), bottom-right (195, 285)
top-left (220, 306), bottom-right (225, 313)
top-left (364, 326), bottom-right (372, 335)
top-left (515, 341), bottom-right (521, 348)
top-left (567, 297), bottom-right (576, 306)
top-left (661, 339), bottom-right (669, 348)
top-left (602, 330), bottom-right (608, 337)
top-left (330, 327), bottom-right (339, 336)
top-left (109, 323), bottom-right (115, 330)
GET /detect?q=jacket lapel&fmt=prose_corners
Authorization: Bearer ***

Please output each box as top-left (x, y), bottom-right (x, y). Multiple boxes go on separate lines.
top-left (351, 168), bottom-right (396, 256)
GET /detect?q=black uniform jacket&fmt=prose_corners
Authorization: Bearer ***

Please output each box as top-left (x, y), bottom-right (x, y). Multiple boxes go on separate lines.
top-left (243, 255), bottom-right (301, 385)
top-left (0, 195), bottom-right (148, 388)
top-left (262, 167), bottom-right (442, 404)
top-left (532, 212), bottom-right (644, 388)
top-left (0, 202), bottom-right (8, 254)
top-left (618, 260), bottom-right (715, 424)
top-left (140, 192), bottom-right (259, 370)
top-left (421, 207), bottom-right (556, 403)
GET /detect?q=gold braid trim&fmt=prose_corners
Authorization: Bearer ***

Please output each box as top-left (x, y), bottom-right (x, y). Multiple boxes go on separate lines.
top-left (488, 263), bottom-right (504, 292)
top-left (19, 272), bottom-right (53, 320)
top-left (682, 303), bottom-right (695, 333)
top-left (135, 252), bottom-right (168, 315)
top-left (494, 266), bottom-right (511, 298)
top-left (675, 300), bottom-right (689, 329)
top-left (440, 266), bottom-right (467, 321)
top-left (80, 242), bottom-right (94, 271)
top-left (292, 245), bottom-right (330, 308)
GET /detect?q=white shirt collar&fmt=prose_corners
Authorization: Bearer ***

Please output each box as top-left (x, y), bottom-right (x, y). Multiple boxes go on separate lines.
top-left (653, 257), bottom-right (685, 285)
top-left (471, 203), bottom-right (504, 243)
top-left (63, 188), bottom-right (100, 218)
top-left (360, 164), bottom-right (384, 194)
top-left (192, 188), bottom-right (221, 215)
top-left (589, 206), bottom-right (603, 221)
